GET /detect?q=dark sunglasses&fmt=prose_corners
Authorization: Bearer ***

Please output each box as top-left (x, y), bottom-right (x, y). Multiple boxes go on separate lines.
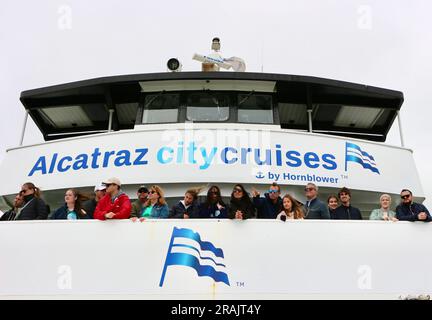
top-left (401, 194), bottom-right (411, 199)
top-left (304, 187), bottom-right (315, 191)
top-left (233, 188), bottom-right (243, 193)
top-left (149, 190), bottom-right (158, 194)
top-left (268, 189), bottom-right (279, 194)
top-left (209, 190), bottom-right (219, 194)
top-left (104, 183), bottom-right (113, 187)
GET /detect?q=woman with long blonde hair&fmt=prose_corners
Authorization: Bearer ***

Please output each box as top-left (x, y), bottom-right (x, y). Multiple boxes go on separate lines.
top-left (277, 194), bottom-right (304, 220)
top-left (133, 185), bottom-right (169, 221)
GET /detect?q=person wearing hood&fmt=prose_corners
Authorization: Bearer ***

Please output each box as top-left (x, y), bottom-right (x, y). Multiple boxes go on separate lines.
top-left (251, 182), bottom-right (283, 219)
top-left (228, 184), bottom-right (255, 220)
top-left (94, 177), bottom-right (131, 220)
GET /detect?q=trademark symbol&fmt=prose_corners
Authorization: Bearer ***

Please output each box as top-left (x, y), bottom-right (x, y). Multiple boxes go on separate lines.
top-left (236, 281), bottom-right (245, 287)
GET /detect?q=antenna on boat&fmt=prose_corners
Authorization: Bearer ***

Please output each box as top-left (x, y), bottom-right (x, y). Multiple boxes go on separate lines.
top-left (192, 37), bottom-right (246, 72)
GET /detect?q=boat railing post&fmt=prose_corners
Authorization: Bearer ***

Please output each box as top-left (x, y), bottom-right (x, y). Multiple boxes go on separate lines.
top-left (19, 110), bottom-right (29, 146)
top-left (108, 109), bottom-right (114, 132)
top-left (307, 109), bottom-right (313, 133)
top-left (397, 110), bottom-right (405, 147)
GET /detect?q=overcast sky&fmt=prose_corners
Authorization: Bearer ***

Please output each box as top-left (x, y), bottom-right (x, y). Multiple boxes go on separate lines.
top-left (1, 0), bottom-right (431, 206)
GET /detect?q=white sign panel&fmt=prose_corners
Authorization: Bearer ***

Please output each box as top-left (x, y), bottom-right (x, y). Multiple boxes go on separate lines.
top-left (0, 128), bottom-right (424, 196)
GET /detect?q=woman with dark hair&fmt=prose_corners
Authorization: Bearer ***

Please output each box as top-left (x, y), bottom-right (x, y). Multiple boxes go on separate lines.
top-left (228, 184), bottom-right (255, 220)
top-left (199, 185), bottom-right (227, 219)
top-left (15, 182), bottom-right (48, 220)
top-left (277, 194), bottom-right (304, 220)
top-left (327, 195), bottom-right (339, 219)
top-left (51, 189), bottom-right (90, 220)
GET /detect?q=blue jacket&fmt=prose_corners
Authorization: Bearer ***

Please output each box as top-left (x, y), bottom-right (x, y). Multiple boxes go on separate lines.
top-left (396, 202), bottom-right (431, 222)
top-left (169, 201), bottom-right (200, 218)
top-left (51, 204), bottom-right (90, 220)
top-left (149, 203), bottom-right (169, 219)
top-left (253, 193), bottom-right (282, 219)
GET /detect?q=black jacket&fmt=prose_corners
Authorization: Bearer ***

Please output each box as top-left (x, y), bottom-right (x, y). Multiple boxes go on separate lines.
top-left (15, 197), bottom-right (48, 220)
top-left (0, 209), bottom-right (17, 221)
top-left (396, 202), bottom-right (431, 222)
top-left (252, 193), bottom-right (283, 219)
top-left (333, 204), bottom-right (362, 220)
top-left (228, 198), bottom-right (256, 220)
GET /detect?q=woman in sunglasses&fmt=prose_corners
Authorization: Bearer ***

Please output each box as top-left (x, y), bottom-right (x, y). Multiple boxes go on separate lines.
top-left (51, 189), bottom-right (89, 220)
top-left (14, 182), bottom-right (48, 220)
top-left (369, 194), bottom-right (397, 221)
top-left (228, 184), bottom-right (255, 220)
top-left (134, 185), bottom-right (169, 221)
top-left (277, 194), bottom-right (304, 221)
top-left (199, 185), bottom-right (227, 219)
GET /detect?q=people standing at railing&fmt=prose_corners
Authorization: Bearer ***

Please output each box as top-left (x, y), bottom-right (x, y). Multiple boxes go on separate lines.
top-left (169, 187), bottom-right (202, 219)
top-left (134, 185), bottom-right (169, 221)
top-left (369, 194), bottom-right (397, 221)
top-left (277, 194), bottom-right (304, 221)
top-left (327, 195), bottom-right (339, 219)
top-left (130, 185), bottom-right (149, 219)
top-left (82, 183), bottom-right (106, 219)
top-left (199, 185), bottom-right (228, 219)
top-left (333, 187), bottom-right (362, 220)
top-left (396, 189), bottom-right (431, 222)
top-left (303, 183), bottom-right (330, 219)
top-left (51, 189), bottom-right (90, 220)
top-left (94, 177), bottom-right (131, 220)
top-left (251, 182), bottom-right (283, 219)
top-left (228, 184), bottom-right (255, 220)
top-left (0, 194), bottom-right (24, 221)
top-left (14, 182), bottom-right (48, 220)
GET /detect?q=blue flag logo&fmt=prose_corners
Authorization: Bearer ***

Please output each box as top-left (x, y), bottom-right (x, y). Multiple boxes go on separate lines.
top-left (159, 227), bottom-right (230, 287)
top-left (345, 142), bottom-right (380, 174)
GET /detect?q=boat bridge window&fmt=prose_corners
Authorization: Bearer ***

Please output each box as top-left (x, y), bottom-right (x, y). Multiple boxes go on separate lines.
top-left (238, 94), bottom-right (273, 124)
top-left (186, 92), bottom-right (230, 122)
top-left (142, 93), bottom-right (179, 124)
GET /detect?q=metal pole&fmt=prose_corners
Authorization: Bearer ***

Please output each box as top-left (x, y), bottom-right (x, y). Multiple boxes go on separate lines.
top-left (108, 109), bottom-right (114, 132)
top-left (19, 110), bottom-right (29, 146)
top-left (307, 109), bottom-right (313, 133)
top-left (397, 110), bottom-right (405, 147)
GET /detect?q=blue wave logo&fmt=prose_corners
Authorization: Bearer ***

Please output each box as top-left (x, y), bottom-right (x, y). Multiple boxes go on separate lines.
top-left (345, 142), bottom-right (380, 174)
top-left (159, 227), bottom-right (230, 287)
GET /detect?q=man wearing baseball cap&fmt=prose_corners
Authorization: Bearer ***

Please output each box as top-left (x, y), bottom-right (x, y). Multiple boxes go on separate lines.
top-left (131, 185), bottom-right (149, 219)
top-left (94, 177), bottom-right (131, 220)
top-left (82, 183), bottom-right (106, 219)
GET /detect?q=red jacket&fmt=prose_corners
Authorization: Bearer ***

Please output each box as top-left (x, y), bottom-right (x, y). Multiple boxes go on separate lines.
top-left (94, 193), bottom-right (132, 220)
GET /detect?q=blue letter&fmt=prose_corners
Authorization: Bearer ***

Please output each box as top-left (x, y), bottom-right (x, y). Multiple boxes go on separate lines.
top-left (322, 154), bottom-right (337, 170)
top-left (28, 156), bottom-right (47, 176)
top-left (57, 156), bottom-right (72, 172)
top-left (199, 147), bottom-right (217, 170)
top-left (286, 151), bottom-right (301, 167)
top-left (157, 147), bottom-right (174, 164)
top-left (221, 147), bottom-right (238, 164)
top-left (114, 150), bottom-right (132, 167)
top-left (73, 154), bottom-right (89, 170)
top-left (304, 152), bottom-right (320, 169)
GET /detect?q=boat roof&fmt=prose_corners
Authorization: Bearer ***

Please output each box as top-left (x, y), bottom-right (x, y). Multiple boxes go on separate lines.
top-left (20, 72), bottom-right (404, 142)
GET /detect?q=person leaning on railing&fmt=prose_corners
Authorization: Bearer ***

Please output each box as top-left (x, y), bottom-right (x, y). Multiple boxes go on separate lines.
top-left (0, 193), bottom-right (24, 221)
top-left (396, 189), bottom-right (431, 222)
top-left (14, 182), bottom-right (48, 220)
top-left (369, 194), bottom-right (397, 221)
top-left (169, 187), bottom-right (202, 219)
top-left (94, 177), bottom-right (131, 220)
top-left (251, 182), bottom-right (283, 219)
top-left (228, 184), bottom-right (256, 220)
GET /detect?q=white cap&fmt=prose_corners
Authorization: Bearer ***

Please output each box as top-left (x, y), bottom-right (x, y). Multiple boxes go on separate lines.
top-left (94, 183), bottom-right (106, 192)
top-left (102, 177), bottom-right (121, 187)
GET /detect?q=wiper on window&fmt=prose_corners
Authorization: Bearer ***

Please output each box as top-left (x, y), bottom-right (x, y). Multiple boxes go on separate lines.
top-left (238, 90), bottom-right (255, 106)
